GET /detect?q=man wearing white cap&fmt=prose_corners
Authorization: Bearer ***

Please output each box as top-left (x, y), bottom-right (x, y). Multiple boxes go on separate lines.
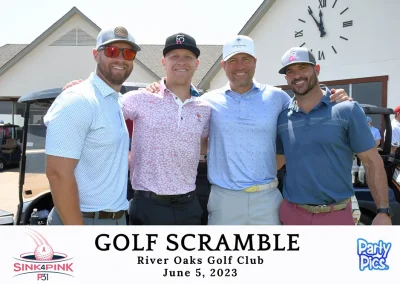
top-left (200, 36), bottom-right (349, 225)
top-left (45, 26), bottom-right (141, 225)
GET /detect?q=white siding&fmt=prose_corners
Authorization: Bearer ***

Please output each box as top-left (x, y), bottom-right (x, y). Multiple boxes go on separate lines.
top-left (209, 0), bottom-right (400, 108)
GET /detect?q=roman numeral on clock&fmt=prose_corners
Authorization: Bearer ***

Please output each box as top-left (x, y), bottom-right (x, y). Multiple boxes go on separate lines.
top-left (319, 51), bottom-right (325, 60)
top-left (318, 0), bottom-right (326, 8)
top-left (343, 20), bottom-right (353, 27)
top-left (295, 30), bottom-right (304, 37)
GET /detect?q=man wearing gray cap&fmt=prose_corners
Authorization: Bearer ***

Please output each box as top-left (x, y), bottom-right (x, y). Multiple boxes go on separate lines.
top-left (276, 47), bottom-right (392, 225)
top-left (44, 26), bottom-right (141, 225)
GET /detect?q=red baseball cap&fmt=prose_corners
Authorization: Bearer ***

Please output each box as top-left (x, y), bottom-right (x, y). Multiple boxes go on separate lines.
top-left (395, 106), bottom-right (400, 114)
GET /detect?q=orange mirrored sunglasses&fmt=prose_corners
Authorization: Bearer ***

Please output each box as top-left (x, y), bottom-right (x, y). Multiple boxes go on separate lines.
top-left (98, 45), bottom-right (137, 61)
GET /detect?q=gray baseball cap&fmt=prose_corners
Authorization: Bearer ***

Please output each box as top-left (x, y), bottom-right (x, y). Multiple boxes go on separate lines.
top-left (278, 47), bottom-right (316, 74)
top-left (96, 26), bottom-right (141, 52)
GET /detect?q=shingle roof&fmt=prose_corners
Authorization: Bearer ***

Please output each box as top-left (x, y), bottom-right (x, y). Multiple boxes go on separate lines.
top-left (136, 44), bottom-right (222, 86)
top-left (0, 44), bottom-right (28, 69)
top-left (0, 43), bottom-right (222, 87)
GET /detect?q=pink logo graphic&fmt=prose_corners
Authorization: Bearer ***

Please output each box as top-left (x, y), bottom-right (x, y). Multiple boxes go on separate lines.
top-left (29, 230), bottom-right (54, 261)
top-left (289, 55), bottom-right (297, 62)
top-left (176, 34), bottom-right (185, 44)
top-left (13, 229), bottom-right (74, 279)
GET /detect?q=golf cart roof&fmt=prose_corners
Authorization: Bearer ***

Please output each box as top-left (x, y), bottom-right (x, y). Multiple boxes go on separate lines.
top-left (0, 123), bottom-right (21, 128)
top-left (361, 104), bottom-right (394, 115)
top-left (17, 82), bottom-right (146, 104)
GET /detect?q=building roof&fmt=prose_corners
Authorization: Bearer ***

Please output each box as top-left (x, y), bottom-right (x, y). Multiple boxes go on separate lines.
top-left (0, 7), bottom-right (159, 80)
top-left (0, 44), bottom-right (28, 69)
top-left (0, 1), bottom-right (272, 89)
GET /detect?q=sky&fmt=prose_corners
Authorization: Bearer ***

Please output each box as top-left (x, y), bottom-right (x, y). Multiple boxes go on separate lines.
top-left (0, 0), bottom-right (264, 47)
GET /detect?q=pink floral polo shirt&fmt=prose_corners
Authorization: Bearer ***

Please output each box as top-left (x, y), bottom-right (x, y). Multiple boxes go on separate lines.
top-left (122, 79), bottom-right (211, 195)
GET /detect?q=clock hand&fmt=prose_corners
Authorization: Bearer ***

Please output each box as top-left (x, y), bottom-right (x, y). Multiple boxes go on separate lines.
top-left (308, 6), bottom-right (322, 29)
top-left (318, 9), bottom-right (327, 37)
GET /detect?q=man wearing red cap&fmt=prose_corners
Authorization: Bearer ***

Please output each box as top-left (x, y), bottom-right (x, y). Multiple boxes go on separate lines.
top-left (391, 106), bottom-right (400, 153)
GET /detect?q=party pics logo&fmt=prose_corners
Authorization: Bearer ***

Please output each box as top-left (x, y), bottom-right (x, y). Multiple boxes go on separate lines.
top-left (13, 229), bottom-right (74, 280)
top-left (357, 238), bottom-right (391, 271)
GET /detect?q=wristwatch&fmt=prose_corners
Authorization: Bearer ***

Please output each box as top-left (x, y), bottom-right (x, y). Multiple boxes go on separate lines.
top-left (376, 207), bottom-right (393, 217)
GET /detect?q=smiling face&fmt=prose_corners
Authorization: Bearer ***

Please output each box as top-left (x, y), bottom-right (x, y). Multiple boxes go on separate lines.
top-left (222, 53), bottom-right (256, 94)
top-left (93, 41), bottom-right (134, 90)
top-left (285, 63), bottom-right (320, 96)
top-left (162, 49), bottom-right (199, 86)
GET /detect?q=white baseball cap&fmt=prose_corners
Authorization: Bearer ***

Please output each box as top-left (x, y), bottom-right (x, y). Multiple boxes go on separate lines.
top-left (222, 35), bottom-right (256, 61)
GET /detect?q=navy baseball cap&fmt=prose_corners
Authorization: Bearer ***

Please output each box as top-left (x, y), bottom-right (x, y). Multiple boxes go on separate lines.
top-left (96, 26), bottom-right (141, 52)
top-left (163, 33), bottom-right (200, 58)
top-left (279, 47), bottom-right (316, 74)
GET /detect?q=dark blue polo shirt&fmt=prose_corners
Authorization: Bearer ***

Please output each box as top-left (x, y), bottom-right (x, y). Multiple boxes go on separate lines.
top-left (276, 88), bottom-right (376, 205)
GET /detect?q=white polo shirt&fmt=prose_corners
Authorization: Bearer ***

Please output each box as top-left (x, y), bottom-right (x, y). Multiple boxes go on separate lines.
top-left (44, 73), bottom-right (129, 212)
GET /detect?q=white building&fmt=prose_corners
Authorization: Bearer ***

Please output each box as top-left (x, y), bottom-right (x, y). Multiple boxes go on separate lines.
top-left (0, 7), bottom-right (221, 125)
top-left (1, 1), bottom-right (399, 130)
top-left (199, 0), bottom-right (400, 129)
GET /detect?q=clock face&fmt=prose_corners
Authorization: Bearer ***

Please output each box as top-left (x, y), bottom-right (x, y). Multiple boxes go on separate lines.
top-left (294, 0), bottom-right (353, 60)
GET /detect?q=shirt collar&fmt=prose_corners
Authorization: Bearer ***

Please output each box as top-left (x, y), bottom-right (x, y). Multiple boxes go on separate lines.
top-left (288, 85), bottom-right (331, 112)
top-left (89, 73), bottom-right (119, 97)
top-left (159, 77), bottom-right (200, 97)
top-left (222, 81), bottom-right (261, 96)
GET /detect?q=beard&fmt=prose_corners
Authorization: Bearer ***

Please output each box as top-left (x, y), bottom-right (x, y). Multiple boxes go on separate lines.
top-left (291, 71), bottom-right (318, 96)
top-left (97, 59), bottom-right (133, 86)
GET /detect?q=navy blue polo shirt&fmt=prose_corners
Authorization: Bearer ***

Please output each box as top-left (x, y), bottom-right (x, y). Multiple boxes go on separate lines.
top-left (276, 88), bottom-right (376, 205)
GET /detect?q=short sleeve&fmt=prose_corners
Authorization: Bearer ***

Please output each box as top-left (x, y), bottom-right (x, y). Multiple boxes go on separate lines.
top-left (121, 90), bottom-right (140, 120)
top-left (201, 108), bottom-right (211, 139)
top-left (347, 103), bottom-right (376, 153)
top-left (44, 91), bottom-right (93, 159)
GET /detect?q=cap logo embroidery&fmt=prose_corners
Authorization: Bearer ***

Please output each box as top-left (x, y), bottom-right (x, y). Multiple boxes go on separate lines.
top-left (114, 26), bottom-right (128, 38)
top-left (176, 35), bottom-right (185, 44)
top-left (288, 51), bottom-right (297, 62)
top-left (232, 37), bottom-right (246, 49)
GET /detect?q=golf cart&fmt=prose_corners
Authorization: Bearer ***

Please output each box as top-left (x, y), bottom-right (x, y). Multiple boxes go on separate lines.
top-left (0, 83), bottom-right (145, 226)
top-left (353, 105), bottom-right (400, 224)
top-left (0, 123), bottom-right (22, 171)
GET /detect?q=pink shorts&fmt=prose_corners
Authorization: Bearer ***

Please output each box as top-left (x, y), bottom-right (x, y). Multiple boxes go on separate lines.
top-left (279, 199), bottom-right (355, 225)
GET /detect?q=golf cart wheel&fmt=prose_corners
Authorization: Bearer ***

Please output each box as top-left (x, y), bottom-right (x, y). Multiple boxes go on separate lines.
top-left (0, 159), bottom-right (4, 171)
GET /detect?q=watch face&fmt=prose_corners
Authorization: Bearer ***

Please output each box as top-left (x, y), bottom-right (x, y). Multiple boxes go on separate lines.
top-left (294, 0), bottom-right (353, 60)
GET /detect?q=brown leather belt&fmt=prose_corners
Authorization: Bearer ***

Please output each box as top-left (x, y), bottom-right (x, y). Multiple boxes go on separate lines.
top-left (297, 198), bottom-right (351, 214)
top-left (81, 210), bottom-right (126, 219)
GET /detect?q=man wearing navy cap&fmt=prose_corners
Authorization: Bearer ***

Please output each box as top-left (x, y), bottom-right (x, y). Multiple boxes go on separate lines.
top-left (276, 47), bottom-right (392, 225)
top-left (122, 32), bottom-right (210, 225)
top-left (45, 26), bottom-right (141, 225)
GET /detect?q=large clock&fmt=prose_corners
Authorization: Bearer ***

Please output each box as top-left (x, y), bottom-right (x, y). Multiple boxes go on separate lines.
top-left (294, 0), bottom-right (353, 60)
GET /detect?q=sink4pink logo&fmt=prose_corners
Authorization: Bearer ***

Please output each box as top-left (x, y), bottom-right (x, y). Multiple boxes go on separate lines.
top-left (13, 229), bottom-right (74, 280)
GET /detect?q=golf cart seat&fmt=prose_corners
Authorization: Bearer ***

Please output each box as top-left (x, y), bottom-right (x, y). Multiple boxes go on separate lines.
top-left (1, 138), bottom-right (17, 154)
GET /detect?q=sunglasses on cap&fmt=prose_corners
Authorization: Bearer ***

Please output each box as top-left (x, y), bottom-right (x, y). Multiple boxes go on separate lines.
top-left (98, 45), bottom-right (137, 61)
